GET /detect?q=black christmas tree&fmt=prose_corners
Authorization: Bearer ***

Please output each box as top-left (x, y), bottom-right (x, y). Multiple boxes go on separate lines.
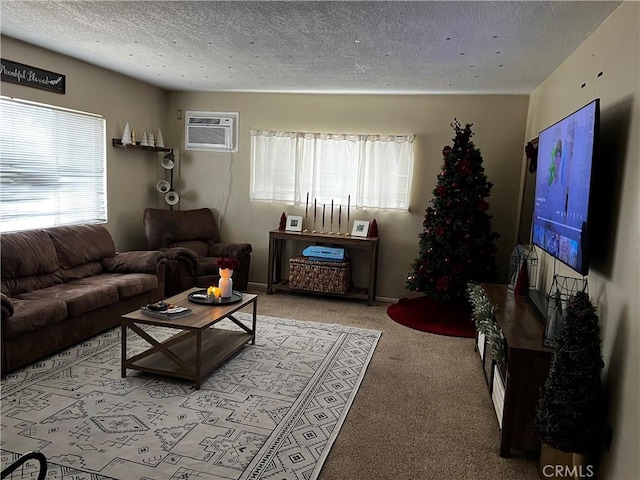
top-left (535, 291), bottom-right (605, 454)
top-left (406, 121), bottom-right (499, 302)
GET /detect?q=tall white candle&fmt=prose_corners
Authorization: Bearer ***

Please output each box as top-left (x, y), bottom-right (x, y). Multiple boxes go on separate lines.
top-left (305, 192), bottom-right (309, 217)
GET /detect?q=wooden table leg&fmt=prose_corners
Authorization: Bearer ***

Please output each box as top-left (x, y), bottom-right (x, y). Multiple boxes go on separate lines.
top-left (267, 234), bottom-right (275, 294)
top-left (121, 321), bottom-right (127, 377)
top-left (195, 330), bottom-right (202, 390)
top-left (251, 298), bottom-right (257, 345)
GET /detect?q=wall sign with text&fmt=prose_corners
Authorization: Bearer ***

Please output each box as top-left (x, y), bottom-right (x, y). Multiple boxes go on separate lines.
top-left (1, 58), bottom-right (66, 94)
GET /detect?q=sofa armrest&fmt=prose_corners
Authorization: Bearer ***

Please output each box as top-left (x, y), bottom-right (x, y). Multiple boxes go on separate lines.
top-left (1, 293), bottom-right (13, 319)
top-left (209, 243), bottom-right (253, 259)
top-left (103, 251), bottom-right (166, 274)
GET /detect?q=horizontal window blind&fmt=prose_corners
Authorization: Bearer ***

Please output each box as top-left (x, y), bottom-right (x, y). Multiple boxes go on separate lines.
top-left (250, 130), bottom-right (414, 211)
top-left (0, 97), bottom-right (106, 232)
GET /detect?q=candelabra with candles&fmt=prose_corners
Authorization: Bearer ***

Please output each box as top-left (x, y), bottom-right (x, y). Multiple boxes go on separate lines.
top-left (305, 194), bottom-right (351, 236)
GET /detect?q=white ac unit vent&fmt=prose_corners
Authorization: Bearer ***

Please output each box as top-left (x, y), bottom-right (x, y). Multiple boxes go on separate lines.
top-left (185, 111), bottom-right (238, 152)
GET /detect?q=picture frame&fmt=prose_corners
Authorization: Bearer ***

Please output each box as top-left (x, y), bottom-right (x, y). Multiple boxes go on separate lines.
top-left (351, 220), bottom-right (370, 237)
top-left (285, 215), bottom-right (303, 232)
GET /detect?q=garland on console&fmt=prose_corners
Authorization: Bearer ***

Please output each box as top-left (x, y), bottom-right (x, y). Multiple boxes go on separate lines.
top-left (466, 282), bottom-right (505, 366)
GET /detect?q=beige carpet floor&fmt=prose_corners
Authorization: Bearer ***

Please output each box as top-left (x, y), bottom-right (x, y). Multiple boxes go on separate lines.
top-left (248, 285), bottom-right (540, 480)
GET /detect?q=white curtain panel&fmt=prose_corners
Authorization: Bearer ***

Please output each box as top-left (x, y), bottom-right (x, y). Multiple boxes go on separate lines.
top-left (250, 129), bottom-right (414, 211)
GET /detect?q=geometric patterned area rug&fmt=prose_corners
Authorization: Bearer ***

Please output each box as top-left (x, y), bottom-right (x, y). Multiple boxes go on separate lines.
top-left (0, 313), bottom-right (381, 480)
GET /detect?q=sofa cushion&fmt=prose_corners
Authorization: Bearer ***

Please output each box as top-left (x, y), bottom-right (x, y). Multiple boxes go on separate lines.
top-left (72, 273), bottom-right (158, 299)
top-left (2, 297), bottom-right (68, 339)
top-left (1, 230), bottom-right (63, 296)
top-left (16, 282), bottom-right (118, 318)
top-left (47, 225), bottom-right (115, 280)
top-left (102, 251), bottom-right (166, 274)
top-left (61, 262), bottom-right (105, 281)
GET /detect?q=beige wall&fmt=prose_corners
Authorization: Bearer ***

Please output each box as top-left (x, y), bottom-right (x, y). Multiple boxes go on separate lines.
top-left (1, 36), bottom-right (530, 299)
top-left (165, 91), bottom-right (529, 299)
top-left (524, 2), bottom-right (639, 478)
top-left (0, 36), bottom-right (168, 251)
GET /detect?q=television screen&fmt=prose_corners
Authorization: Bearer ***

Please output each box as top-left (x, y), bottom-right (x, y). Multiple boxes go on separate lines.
top-left (531, 99), bottom-right (599, 275)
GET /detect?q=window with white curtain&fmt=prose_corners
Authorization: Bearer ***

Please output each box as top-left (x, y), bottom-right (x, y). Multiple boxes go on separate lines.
top-left (250, 130), bottom-right (414, 211)
top-left (0, 96), bottom-right (106, 232)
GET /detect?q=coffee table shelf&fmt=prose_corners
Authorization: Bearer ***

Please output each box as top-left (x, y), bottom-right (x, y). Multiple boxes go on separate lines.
top-left (126, 329), bottom-right (252, 382)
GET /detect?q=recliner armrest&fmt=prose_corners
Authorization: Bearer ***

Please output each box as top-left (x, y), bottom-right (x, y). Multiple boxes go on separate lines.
top-left (159, 247), bottom-right (198, 277)
top-left (160, 247), bottom-right (198, 263)
top-left (1, 293), bottom-right (14, 319)
top-left (209, 243), bottom-right (253, 258)
top-left (103, 251), bottom-right (166, 274)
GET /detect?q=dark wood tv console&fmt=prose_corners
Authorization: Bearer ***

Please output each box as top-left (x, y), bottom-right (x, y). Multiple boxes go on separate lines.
top-left (479, 284), bottom-right (554, 457)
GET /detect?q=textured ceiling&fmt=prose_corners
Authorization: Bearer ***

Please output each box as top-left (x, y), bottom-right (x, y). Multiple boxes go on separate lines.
top-left (0, 1), bottom-right (621, 94)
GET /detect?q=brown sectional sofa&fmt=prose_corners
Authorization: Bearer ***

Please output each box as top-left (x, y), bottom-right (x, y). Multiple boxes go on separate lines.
top-left (1, 224), bottom-right (166, 374)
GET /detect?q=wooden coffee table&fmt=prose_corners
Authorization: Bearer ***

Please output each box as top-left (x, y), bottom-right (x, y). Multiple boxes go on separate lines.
top-left (121, 287), bottom-right (257, 389)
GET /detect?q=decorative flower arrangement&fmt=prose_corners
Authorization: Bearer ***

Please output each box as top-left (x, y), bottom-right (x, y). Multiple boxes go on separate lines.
top-left (217, 257), bottom-right (239, 271)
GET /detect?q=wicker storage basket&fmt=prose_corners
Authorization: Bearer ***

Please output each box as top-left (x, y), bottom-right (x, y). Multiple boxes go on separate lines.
top-left (289, 255), bottom-right (351, 294)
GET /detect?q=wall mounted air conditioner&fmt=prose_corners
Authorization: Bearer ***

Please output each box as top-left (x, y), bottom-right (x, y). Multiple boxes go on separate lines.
top-left (185, 111), bottom-right (238, 152)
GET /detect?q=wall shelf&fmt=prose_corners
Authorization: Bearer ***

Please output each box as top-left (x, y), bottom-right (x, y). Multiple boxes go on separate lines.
top-left (112, 138), bottom-right (170, 152)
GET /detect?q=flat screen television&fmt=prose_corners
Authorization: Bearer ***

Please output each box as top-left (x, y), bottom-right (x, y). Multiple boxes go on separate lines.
top-left (531, 99), bottom-right (600, 275)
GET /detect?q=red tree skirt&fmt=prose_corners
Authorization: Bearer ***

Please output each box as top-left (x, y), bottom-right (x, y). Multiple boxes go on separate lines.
top-left (387, 296), bottom-right (476, 338)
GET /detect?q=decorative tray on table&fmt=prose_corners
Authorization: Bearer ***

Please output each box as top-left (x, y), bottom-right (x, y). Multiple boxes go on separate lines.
top-left (188, 290), bottom-right (243, 305)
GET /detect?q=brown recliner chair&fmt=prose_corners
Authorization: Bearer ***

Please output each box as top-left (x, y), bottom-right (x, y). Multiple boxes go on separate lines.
top-left (144, 208), bottom-right (252, 297)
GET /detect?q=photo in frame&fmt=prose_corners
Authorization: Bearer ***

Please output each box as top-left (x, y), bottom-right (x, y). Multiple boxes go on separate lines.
top-left (285, 215), bottom-right (303, 232)
top-left (351, 220), bottom-right (370, 237)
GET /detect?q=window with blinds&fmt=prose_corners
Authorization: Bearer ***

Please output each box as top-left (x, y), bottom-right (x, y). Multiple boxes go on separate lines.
top-left (0, 96), bottom-right (106, 232)
top-left (250, 130), bottom-right (414, 211)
